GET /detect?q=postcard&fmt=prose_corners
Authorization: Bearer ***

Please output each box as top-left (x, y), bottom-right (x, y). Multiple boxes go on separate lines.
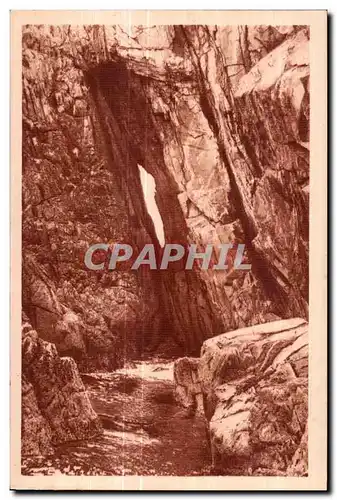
top-left (11, 10), bottom-right (327, 491)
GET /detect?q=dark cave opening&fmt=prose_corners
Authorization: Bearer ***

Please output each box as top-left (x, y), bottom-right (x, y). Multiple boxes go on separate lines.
top-left (85, 61), bottom-right (223, 358)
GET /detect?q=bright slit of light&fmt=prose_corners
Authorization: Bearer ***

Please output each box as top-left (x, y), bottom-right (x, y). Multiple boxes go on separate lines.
top-left (138, 164), bottom-right (165, 247)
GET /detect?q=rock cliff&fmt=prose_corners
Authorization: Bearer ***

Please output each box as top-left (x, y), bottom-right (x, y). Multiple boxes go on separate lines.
top-left (174, 318), bottom-right (308, 476)
top-left (22, 24), bottom-right (309, 366)
top-left (21, 315), bottom-right (102, 456)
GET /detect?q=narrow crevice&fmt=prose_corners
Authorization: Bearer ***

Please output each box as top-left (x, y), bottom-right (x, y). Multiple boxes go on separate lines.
top-left (85, 61), bottom-right (225, 356)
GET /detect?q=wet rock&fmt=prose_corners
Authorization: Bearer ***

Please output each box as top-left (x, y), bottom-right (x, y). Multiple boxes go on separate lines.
top-left (198, 318), bottom-right (308, 476)
top-left (23, 360), bottom-right (211, 476)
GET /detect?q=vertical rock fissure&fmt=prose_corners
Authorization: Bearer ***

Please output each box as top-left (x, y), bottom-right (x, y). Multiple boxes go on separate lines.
top-left (88, 61), bottom-right (226, 355)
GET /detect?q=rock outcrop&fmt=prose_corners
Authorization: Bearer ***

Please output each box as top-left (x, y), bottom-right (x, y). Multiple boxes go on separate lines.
top-left (22, 24), bottom-right (309, 366)
top-left (174, 318), bottom-right (308, 476)
top-left (21, 316), bottom-right (102, 456)
top-left (173, 357), bottom-right (203, 414)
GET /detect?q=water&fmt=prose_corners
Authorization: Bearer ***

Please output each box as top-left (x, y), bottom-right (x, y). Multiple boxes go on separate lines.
top-left (22, 360), bottom-right (211, 476)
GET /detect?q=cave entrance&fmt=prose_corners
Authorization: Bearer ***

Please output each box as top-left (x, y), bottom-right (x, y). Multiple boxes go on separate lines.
top-left (86, 61), bottom-right (223, 358)
top-left (138, 164), bottom-right (165, 248)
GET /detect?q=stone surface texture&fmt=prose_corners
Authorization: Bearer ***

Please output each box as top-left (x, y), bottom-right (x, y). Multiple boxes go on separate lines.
top-left (21, 315), bottom-right (102, 456)
top-left (196, 318), bottom-right (308, 476)
top-left (173, 357), bottom-right (203, 414)
top-left (22, 25), bottom-right (309, 368)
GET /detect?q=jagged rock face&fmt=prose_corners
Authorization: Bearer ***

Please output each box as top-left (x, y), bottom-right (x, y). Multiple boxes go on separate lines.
top-left (22, 27), bottom-right (166, 369)
top-left (173, 357), bottom-right (203, 414)
top-left (198, 318), bottom-right (308, 476)
top-left (22, 376), bottom-right (54, 456)
top-left (22, 25), bottom-right (309, 367)
top-left (21, 316), bottom-right (102, 456)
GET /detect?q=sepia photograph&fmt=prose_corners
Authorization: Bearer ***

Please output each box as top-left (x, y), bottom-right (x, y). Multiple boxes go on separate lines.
top-left (10, 10), bottom-right (327, 491)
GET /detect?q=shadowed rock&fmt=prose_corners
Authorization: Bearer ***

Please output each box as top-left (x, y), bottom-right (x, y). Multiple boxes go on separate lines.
top-left (21, 315), bottom-right (102, 456)
top-left (22, 25), bottom-right (309, 368)
top-left (174, 357), bottom-right (203, 414)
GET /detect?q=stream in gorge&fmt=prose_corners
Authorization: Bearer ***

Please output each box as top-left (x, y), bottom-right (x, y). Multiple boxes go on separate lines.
top-left (22, 360), bottom-right (211, 476)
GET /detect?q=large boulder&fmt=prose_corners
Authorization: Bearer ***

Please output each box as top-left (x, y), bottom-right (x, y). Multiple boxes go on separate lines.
top-left (21, 316), bottom-right (102, 456)
top-left (198, 318), bottom-right (308, 476)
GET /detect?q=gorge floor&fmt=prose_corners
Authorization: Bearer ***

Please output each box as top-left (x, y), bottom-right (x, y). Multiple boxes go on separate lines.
top-left (22, 360), bottom-right (211, 476)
